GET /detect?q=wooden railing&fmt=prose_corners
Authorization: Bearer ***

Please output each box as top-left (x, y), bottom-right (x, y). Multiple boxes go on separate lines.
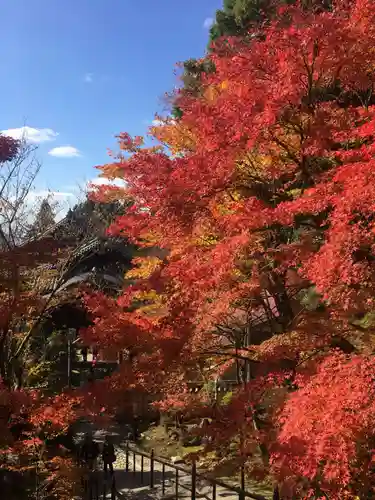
top-left (118, 442), bottom-right (269, 500)
top-left (84, 467), bottom-right (116, 500)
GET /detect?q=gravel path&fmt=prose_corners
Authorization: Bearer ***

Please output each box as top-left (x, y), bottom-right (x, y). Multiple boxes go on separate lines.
top-left (114, 450), bottom-right (191, 500)
top-left (73, 421), bottom-right (272, 500)
top-left (113, 447), bottom-right (271, 500)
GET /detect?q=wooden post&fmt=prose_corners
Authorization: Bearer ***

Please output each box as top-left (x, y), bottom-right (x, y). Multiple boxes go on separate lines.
top-left (141, 455), bottom-right (144, 483)
top-left (102, 478), bottom-right (106, 500)
top-left (125, 441), bottom-right (129, 472)
top-left (162, 464), bottom-right (166, 495)
top-left (150, 449), bottom-right (155, 488)
top-left (272, 486), bottom-right (280, 500)
top-left (212, 483), bottom-right (216, 500)
top-left (191, 461), bottom-right (197, 500)
top-left (67, 338), bottom-right (72, 388)
top-left (96, 473), bottom-right (99, 500)
top-left (175, 469), bottom-right (179, 499)
top-left (111, 475), bottom-right (116, 500)
top-left (239, 464), bottom-right (245, 500)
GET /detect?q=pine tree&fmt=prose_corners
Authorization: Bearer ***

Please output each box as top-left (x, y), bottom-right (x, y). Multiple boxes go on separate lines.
top-left (28, 198), bottom-right (56, 239)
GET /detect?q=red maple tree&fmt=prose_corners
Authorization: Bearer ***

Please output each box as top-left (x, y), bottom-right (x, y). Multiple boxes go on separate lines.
top-left (271, 352), bottom-right (375, 498)
top-left (86, 0), bottom-right (375, 497)
top-left (0, 134), bottom-right (84, 498)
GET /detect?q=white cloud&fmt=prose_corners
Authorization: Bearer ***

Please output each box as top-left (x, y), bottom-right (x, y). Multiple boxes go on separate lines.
top-left (151, 118), bottom-right (176, 127)
top-left (84, 73), bottom-right (93, 83)
top-left (203, 17), bottom-right (214, 29)
top-left (48, 146), bottom-right (81, 158)
top-left (2, 126), bottom-right (58, 144)
top-left (26, 190), bottom-right (75, 202)
top-left (90, 177), bottom-right (127, 188)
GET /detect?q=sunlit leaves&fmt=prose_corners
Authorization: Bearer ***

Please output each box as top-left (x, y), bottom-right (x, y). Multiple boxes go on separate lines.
top-left (86, 1), bottom-right (375, 497)
top-left (125, 256), bottom-right (163, 280)
top-left (272, 353), bottom-right (375, 498)
top-left (150, 117), bottom-right (197, 155)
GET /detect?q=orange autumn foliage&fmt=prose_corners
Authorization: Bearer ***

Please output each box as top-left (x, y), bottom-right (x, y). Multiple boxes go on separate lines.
top-left (85, 1), bottom-right (375, 497)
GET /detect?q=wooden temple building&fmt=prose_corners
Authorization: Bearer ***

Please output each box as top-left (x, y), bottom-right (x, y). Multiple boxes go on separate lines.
top-left (31, 201), bottom-right (139, 387)
top-left (33, 200), bottom-right (323, 414)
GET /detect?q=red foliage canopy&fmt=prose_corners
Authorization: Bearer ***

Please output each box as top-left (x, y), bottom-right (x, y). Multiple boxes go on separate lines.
top-left (0, 134), bottom-right (19, 163)
top-left (272, 352), bottom-right (375, 498)
top-left (86, 0), bottom-right (375, 497)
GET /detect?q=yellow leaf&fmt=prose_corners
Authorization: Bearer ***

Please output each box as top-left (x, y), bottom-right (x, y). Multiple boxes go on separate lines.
top-left (125, 256), bottom-right (163, 279)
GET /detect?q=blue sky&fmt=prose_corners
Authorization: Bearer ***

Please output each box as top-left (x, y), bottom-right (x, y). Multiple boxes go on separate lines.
top-left (0, 0), bottom-right (221, 208)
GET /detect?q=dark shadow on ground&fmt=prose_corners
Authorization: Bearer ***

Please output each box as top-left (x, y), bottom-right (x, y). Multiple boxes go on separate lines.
top-left (0, 469), bottom-right (29, 500)
top-left (73, 420), bottom-right (135, 446)
top-left (113, 469), bottom-right (175, 492)
top-left (115, 490), bottom-right (162, 500)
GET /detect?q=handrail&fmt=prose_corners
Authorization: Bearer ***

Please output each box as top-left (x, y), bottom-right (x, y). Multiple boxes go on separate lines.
top-left (83, 463), bottom-right (116, 500)
top-left (117, 442), bottom-right (269, 500)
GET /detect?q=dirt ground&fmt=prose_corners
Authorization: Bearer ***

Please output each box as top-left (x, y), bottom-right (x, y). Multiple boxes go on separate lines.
top-left (138, 425), bottom-right (273, 499)
top-left (138, 425), bottom-right (202, 460)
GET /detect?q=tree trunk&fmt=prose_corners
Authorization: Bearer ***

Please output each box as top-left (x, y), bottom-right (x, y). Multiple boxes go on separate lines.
top-left (272, 485), bottom-right (280, 499)
top-left (269, 272), bottom-right (294, 331)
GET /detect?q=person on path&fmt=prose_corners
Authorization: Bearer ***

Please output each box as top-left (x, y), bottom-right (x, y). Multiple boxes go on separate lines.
top-left (102, 434), bottom-right (116, 477)
top-left (132, 416), bottom-right (139, 442)
top-left (93, 347), bottom-right (99, 363)
top-left (81, 346), bottom-right (88, 362)
top-left (80, 432), bottom-right (100, 471)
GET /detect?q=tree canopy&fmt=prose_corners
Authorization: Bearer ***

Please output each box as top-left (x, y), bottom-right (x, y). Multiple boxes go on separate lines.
top-left (4, 0), bottom-right (375, 498)
top-left (84, 0), bottom-right (375, 497)
top-left (209, 0), bottom-right (333, 42)
top-left (27, 198), bottom-right (56, 240)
